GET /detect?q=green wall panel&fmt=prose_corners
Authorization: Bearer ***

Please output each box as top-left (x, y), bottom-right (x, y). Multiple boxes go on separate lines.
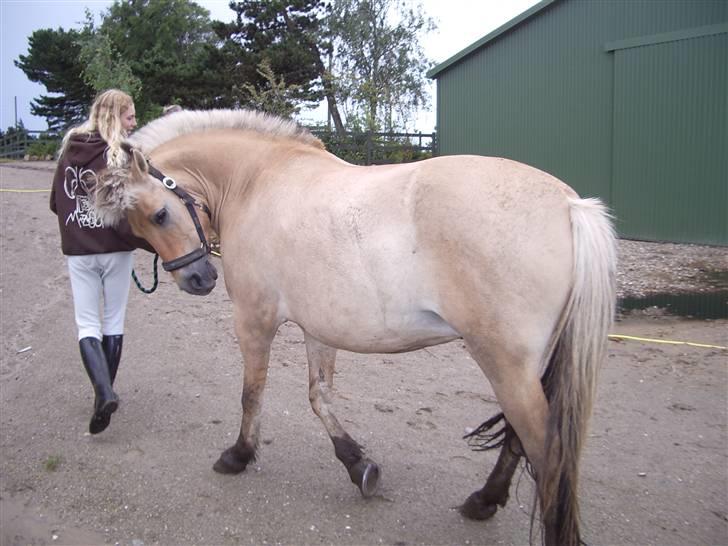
top-left (612, 33), bottom-right (727, 245)
top-left (433, 0), bottom-right (727, 244)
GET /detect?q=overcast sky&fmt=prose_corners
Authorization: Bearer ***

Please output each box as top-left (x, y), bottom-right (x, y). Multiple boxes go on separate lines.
top-left (0, 0), bottom-right (539, 132)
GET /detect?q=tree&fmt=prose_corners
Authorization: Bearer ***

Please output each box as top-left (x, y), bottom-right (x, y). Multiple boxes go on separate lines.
top-left (240, 59), bottom-right (302, 118)
top-left (328, 0), bottom-right (435, 132)
top-left (217, 0), bottom-right (346, 135)
top-left (15, 28), bottom-right (95, 129)
top-left (98, 0), bottom-right (225, 115)
top-left (15, 0), bottom-right (228, 129)
top-left (77, 12), bottom-right (142, 100)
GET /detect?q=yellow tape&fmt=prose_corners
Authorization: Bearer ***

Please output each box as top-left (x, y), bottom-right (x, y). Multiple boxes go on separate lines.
top-left (609, 334), bottom-right (726, 350)
top-left (0, 188), bottom-right (51, 193)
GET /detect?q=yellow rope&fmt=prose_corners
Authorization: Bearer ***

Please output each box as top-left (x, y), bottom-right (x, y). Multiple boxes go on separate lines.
top-left (609, 334), bottom-right (726, 350)
top-left (0, 188), bottom-right (51, 193)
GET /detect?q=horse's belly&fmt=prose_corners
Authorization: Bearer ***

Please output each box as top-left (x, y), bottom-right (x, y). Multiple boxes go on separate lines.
top-left (304, 309), bottom-right (460, 354)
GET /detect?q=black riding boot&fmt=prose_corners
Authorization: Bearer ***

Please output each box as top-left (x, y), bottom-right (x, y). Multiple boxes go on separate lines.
top-left (80, 337), bottom-right (119, 434)
top-left (102, 334), bottom-right (124, 385)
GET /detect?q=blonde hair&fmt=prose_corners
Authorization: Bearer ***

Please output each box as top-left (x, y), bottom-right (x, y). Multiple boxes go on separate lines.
top-left (59, 89), bottom-right (134, 168)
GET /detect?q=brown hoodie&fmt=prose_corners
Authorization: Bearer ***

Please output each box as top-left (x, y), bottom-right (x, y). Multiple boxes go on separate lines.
top-left (50, 132), bottom-right (152, 255)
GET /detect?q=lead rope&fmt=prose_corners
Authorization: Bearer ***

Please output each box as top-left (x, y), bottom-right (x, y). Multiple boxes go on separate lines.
top-left (132, 253), bottom-right (160, 294)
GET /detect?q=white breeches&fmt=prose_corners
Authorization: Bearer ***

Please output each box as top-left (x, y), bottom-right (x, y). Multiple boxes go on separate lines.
top-left (67, 252), bottom-right (133, 340)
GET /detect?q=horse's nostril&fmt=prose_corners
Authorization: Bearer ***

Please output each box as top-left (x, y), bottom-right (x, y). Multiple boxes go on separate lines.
top-left (190, 272), bottom-right (202, 289)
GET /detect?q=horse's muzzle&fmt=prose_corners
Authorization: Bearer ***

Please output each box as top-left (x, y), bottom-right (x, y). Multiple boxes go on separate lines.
top-left (176, 256), bottom-right (218, 295)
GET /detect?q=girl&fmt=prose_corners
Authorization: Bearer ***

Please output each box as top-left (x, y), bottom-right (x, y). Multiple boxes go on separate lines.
top-left (51, 89), bottom-right (151, 434)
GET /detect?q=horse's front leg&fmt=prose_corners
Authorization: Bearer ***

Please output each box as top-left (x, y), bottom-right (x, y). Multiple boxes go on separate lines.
top-left (213, 311), bottom-right (277, 475)
top-left (305, 332), bottom-right (380, 497)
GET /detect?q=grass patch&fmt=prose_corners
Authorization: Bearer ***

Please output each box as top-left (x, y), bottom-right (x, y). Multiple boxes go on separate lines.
top-left (43, 455), bottom-right (63, 472)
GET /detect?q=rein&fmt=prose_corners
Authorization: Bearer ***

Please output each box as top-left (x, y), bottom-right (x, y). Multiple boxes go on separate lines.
top-left (132, 253), bottom-right (159, 293)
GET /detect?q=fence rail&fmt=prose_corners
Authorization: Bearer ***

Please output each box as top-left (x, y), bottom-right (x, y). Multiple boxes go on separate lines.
top-left (311, 129), bottom-right (437, 165)
top-left (0, 130), bottom-right (60, 160)
top-left (1, 128), bottom-right (437, 165)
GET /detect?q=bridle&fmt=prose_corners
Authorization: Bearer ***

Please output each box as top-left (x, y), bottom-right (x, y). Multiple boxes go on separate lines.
top-left (122, 144), bottom-right (212, 272)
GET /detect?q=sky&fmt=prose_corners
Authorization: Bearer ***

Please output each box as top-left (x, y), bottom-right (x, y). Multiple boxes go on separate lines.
top-left (0, 0), bottom-right (540, 132)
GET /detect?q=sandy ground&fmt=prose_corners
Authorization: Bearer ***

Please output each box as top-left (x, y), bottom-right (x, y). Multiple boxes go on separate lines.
top-left (1, 161), bottom-right (726, 546)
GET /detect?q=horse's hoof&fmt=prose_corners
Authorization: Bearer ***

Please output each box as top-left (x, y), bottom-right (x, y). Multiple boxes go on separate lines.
top-left (350, 460), bottom-right (380, 497)
top-left (212, 447), bottom-right (250, 474)
top-left (459, 492), bottom-right (498, 521)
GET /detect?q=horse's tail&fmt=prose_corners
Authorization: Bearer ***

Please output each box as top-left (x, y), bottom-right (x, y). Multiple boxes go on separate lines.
top-left (540, 196), bottom-right (616, 546)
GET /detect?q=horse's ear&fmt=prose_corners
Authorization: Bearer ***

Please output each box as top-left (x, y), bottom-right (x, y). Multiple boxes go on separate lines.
top-left (130, 149), bottom-right (149, 179)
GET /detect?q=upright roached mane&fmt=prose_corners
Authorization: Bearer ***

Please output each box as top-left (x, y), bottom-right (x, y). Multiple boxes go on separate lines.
top-left (127, 109), bottom-right (324, 155)
top-left (95, 109), bottom-right (323, 226)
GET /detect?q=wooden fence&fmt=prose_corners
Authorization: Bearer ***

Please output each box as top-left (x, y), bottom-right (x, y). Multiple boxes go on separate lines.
top-left (312, 130), bottom-right (437, 165)
top-left (1, 128), bottom-right (437, 165)
top-left (0, 130), bottom-right (60, 160)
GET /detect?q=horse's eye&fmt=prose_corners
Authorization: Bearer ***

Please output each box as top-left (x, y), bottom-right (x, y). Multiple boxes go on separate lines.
top-left (153, 208), bottom-right (168, 226)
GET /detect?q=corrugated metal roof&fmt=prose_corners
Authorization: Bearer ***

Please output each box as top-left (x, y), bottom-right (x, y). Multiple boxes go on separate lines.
top-left (426, 0), bottom-right (559, 79)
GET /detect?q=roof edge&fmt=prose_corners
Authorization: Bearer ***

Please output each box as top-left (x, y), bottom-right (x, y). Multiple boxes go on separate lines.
top-left (604, 22), bottom-right (728, 51)
top-left (427, 0), bottom-right (558, 79)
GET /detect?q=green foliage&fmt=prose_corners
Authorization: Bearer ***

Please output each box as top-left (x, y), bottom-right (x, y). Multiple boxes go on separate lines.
top-left (239, 60), bottom-right (302, 118)
top-left (328, 0), bottom-right (435, 132)
top-left (314, 129), bottom-right (435, 165)
top-left (26, 138), bottom-right (60, 158)
top-left (77, 11), bottom-right (142, 98)
top-left (43, 455), bottom-right (63, 472)
top-left (15, 28), bottom-right (95, 129)
top-left (14, 0), bottom-right (225, 129)
top-left (218, 0), bottom-right (328, 109)
top-left (99, 0), bottom-right (225, 114)
top-left (14, 0), bottom-right (435, 135)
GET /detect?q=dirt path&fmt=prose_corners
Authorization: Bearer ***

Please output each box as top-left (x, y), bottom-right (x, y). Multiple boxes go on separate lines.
top-left (1, 162), bottom-right (726, 546)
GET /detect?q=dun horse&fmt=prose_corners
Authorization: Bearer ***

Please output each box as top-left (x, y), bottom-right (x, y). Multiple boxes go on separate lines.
top-left (94, 109), bottom-right (616, 546)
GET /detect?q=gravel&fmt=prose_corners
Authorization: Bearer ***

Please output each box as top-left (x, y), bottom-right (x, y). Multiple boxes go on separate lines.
top-left (617, 239), bottom-right (728, 299)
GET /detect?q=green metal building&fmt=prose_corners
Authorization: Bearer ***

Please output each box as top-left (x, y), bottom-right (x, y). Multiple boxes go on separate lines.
top-left (427, 0), bottom-right (727, 245)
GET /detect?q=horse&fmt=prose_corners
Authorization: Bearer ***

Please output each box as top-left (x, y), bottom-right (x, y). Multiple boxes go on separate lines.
top-left (94, 109), bottom-right (616, 546)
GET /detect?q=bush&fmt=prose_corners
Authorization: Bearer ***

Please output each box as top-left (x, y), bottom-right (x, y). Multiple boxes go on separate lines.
top-left (312, 130), bottom-right (435, 165)
top-left (27, 138), bottom-right (60, 159)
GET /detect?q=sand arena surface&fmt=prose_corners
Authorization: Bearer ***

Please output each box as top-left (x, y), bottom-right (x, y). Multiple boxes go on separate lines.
top-left (1, 161), bottom-right (726, 546)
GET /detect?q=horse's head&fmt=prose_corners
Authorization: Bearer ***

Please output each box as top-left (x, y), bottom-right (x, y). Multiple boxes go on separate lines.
top-left (95, 148), bottom-right (218, 295)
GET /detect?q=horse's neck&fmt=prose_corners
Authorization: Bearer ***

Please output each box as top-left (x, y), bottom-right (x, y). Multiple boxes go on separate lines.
top-left (151, 143), bottom-right (234, 234)
top-left (152, 134), bottom-right (320, 233)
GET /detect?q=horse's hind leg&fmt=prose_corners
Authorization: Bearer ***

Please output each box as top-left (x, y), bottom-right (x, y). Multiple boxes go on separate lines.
top-left (305, 332), bottom-right (380, 497)
top-left (464, 339), bottom-right (551, 521)
top-left (460, 421), bottom-right (523, 520)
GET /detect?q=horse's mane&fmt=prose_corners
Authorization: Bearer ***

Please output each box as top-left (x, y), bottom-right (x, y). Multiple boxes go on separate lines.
top-left (127, 109), bottom-right (324, 154)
